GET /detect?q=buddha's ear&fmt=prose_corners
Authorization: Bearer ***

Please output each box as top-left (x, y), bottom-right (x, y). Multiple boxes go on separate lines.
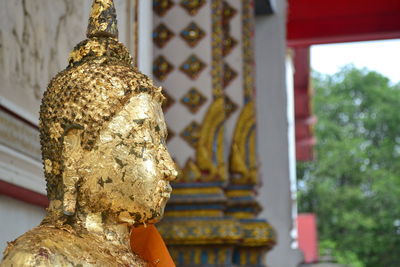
top-left (61, 126), bottom-right (84, 216)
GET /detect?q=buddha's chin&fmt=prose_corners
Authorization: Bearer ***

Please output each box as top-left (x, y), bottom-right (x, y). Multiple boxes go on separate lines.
top-left (147, 215), bottom-right (163, 224)
top-left (113, 193), bottom-right (170, 225)
top-left (148, 200), bottom-right (171, 224)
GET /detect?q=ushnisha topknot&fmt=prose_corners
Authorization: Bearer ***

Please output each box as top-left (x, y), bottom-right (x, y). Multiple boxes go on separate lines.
top-left (68, 0), bottom-right (129, 67)
top-left (87, 0), bottom-right (119, 38)
top-left (39, 0), bottom-right (164, 201)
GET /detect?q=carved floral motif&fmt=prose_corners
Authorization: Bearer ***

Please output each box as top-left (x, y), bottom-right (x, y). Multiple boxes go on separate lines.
top-left (153, 23), bottom-right (175, 48)
top-left (179, 54), bottom-right (206, 80)
top-left (180, 87), bottom-right (207, 113)
top-left (180, 121), bottom-right (201, 148)
top-left (180, 0), bottom-right (206, 16)
top-left (153, 55), bottom-right (174, 81)
top-left (180, 22), bottom-right (205, 47)
top-left (223, 36), bottom-right (238, 57)
top-left (222, 1), bottom-right (237, 24)
top-left (153, 0), bottom-right (175, 17)
top-left (223, 63), bottom-right (238, 88)
top-left (224, 95), bottom-right (238, 118)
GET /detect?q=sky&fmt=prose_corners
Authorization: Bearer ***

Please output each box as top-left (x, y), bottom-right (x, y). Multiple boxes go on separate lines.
top-left (311, 39), bottom-right (400, 84)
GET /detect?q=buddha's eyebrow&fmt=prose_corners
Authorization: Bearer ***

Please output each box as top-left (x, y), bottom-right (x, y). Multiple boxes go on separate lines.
top-left (132, 118), bottom-right (167, 139)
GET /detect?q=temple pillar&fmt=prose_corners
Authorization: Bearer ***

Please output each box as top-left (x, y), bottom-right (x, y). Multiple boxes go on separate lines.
top-left (153, 0), bottom-right (277, 266)
top-left (152, 0), bottom-right (242, 266)
top-left (225, 1), bottom-right (276, 266)
top-left (255, 0), bottom-right (304, 265)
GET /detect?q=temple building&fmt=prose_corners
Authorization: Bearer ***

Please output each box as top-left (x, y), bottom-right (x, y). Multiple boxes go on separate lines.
top-left (1, 0), bottom-right (399, 266)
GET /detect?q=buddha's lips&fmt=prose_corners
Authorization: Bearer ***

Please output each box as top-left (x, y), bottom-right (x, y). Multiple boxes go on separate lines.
top-left (157, 180), bottom-right (172, 199)
top-left (161, 192), bottom-right (171, 199)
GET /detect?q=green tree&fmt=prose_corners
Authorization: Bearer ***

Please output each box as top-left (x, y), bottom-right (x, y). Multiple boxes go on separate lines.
top-left (297, 65), bottom-right (400, 267)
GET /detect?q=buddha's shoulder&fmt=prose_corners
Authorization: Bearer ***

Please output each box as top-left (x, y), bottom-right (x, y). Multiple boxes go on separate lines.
top-left (1, 226), bottom-right (146, 267)
top-left (1, 226), bottom-right (87, 266)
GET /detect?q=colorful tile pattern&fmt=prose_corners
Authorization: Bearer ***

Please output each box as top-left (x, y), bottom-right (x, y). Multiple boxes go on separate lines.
top-left (153, 23), bottom-right (175, 48)
top-left (223, 35), bottom-right (238, 56)
top-left (223, 63), bottom-right (238, 88)
top-left (153, 55), bottom-right (174, 81)
top-left (180, 121), bottom-right (201, 148)
top-left (161, 88), bottom-right (175, 112)
top-left (153, 0), bottom-right (174, 17)
top-left (180, 22), bottom-right (205, 47)
top-left (180, 0), bottom-right (206, 16)
top-left (179, 54), bottom-right (206, 80)
top-left (180, 87), bottom-right (207, 113)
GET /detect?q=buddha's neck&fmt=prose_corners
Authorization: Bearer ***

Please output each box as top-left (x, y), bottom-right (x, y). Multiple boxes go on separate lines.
top-left (43, 201), bottom-right (132, 248)
top-left (72, 211), bottom-right (131, 248)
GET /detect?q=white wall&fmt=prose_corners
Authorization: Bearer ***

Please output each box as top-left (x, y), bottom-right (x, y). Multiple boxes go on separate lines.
top-left (255, 0), bottom-right (303, 266)
top-left (138, 0), bottom-right (153, 76)
top-left (0, 196), bottom-right (45, 254)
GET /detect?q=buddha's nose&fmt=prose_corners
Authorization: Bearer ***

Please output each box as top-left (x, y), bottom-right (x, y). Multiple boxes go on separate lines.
top-left (168, 168), bottom-right (178, 181)
top-left (161, 151), bottom-right (178, 181)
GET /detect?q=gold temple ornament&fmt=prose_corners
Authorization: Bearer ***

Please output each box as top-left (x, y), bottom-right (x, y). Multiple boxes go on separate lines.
top-left (1, 0), bottom-right (177, 266)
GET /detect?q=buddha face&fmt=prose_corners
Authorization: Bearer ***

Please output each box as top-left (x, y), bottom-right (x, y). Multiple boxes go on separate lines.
top-left (76, 92), bottom-right (177, 224)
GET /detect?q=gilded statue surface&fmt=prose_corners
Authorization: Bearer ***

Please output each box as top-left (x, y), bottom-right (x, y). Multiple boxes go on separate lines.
top-left (0, 0), bottom-right (177, 266)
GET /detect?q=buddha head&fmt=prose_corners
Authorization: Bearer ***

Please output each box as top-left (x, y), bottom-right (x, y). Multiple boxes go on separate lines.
top-left (39, 0), bottom-right (177, 225)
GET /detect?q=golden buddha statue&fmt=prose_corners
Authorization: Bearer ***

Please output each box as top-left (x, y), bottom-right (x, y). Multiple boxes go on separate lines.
top-left (0, 0), bottom-right (177, 266)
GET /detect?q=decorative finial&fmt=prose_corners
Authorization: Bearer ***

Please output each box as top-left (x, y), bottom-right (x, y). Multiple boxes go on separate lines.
top-left (87, 0), bottom-right (118, 39)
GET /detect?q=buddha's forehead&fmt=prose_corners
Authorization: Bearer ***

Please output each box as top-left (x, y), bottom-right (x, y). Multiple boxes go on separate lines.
top-left (104, 93), bottom-right (166, 137)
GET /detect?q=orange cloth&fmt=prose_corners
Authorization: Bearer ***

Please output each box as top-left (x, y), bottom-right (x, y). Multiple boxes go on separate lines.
top-left (130, 225), bottom-right (175, 267)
